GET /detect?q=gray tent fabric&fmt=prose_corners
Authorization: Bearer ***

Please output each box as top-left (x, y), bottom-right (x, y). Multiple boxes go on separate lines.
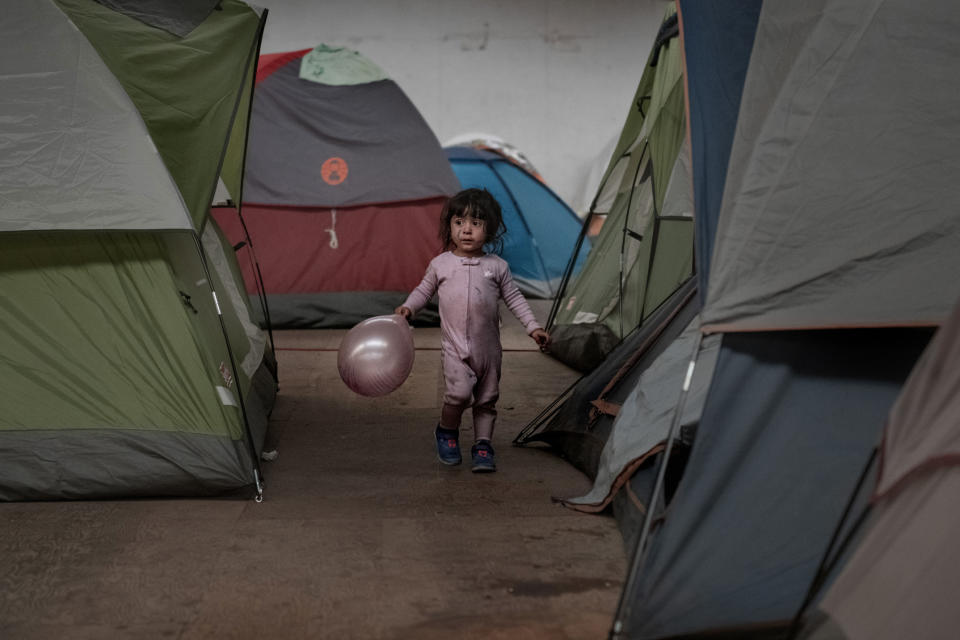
top-left (0, 429), bottom-right (253, 501)
top-left (94, 0), bottom-right (224, 37)
top-left (804, 472), bottom-right (960, 640)
top-left (702, 0), bottom-right (960, 333)
top-left (546, 322), bottom-right (621, 374)
top-left (875, 301), bottom-right (960, 498)
top-left (0, 0), bottom-right (192, 232)
top-left (610, 2), bottom-right (958, 638)
top-left (244, 63), bottom-right (459, 207)
top-left (561, 321), bottom-right (718, 512)
top-left (515, 278), bottom-right (699, 477)
top-left (820, 470), bottom-right (960, 639)
top-left (803, 299), bottom-right (960, 640)
top-left (619, 328), bottom-right (932, 638)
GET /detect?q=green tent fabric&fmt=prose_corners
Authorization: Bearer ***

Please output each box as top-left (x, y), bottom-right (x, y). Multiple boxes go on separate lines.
top-left (0, 0), bottom-right (274, 500)
top-left (547, 8), bottom-right (694, 372)
top-left (58, 0), bottom-right (262, 230)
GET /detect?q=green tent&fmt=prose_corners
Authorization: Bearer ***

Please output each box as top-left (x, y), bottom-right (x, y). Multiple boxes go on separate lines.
top-left (0, 0), bottom-right (276, 500)
top-left (547, 8), bottom-right (694, 372)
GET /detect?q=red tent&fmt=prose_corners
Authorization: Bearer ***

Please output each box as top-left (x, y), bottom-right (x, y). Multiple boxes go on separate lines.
top-left (214, 45), bottom-right (458, 328)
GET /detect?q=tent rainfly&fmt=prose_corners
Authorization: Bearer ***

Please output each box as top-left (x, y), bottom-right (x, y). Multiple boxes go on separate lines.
top-left (213, 44), bottom-right (460, 328)
top-left (545, 7), bottom-right (695, 373)
top-left (800, 296), bottom-right (960, 640)
top-left (520, 2), bottom-right (960, 637)
top-left (0, 0), bottom-right (277, 500)
top-left (609, 1), bottom-right (960, 638)
top-left (513, 7), bottom-right (698, 546)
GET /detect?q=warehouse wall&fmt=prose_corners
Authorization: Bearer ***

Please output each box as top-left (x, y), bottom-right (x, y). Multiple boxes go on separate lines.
top-left (258, 0), bottom-right (667, 212)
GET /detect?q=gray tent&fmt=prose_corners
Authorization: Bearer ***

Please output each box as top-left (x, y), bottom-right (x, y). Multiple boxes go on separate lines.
top-left (513, 9), bottom-right (699, 549)
top-left (610, 1), bottom-right (960, 638)
top-left (558, 319), bottom-right (718, 517)
top-left (801, 297), bottom-right (960, 640)
top-left (514, 279), bottom-right (698, 480)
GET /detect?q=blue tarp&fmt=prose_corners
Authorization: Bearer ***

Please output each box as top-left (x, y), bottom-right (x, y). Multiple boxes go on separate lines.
top-left (445, 146), bottom-right (586, 299)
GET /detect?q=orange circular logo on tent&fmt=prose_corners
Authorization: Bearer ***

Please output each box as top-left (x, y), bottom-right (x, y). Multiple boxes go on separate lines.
top-left (321, 157), bottom-right (349, 185)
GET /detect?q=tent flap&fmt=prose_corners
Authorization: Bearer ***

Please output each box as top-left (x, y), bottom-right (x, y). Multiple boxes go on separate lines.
top-left (702, 0), bottom-right (960, 331)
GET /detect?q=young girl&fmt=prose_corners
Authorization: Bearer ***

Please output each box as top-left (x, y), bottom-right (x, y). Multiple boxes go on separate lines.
top-left (396, 188), bottom-right (550, 472)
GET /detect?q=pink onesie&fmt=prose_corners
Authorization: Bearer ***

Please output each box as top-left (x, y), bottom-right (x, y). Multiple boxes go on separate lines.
top-left (402, 251), bottom-right (541, 438)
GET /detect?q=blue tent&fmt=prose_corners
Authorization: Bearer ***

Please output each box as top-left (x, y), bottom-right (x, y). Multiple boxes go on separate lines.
top-left (445, 146), bottom-right (587, 298)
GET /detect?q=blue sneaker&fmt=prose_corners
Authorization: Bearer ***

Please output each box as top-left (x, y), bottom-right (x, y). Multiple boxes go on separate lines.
top-left (435, 425), bottom-right (462, 465)
top-left (471, 441), bottom-right (496, 473)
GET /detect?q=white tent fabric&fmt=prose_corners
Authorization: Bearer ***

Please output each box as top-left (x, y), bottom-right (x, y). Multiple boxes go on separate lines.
top-left (572, 133), bottom-right (618, 217)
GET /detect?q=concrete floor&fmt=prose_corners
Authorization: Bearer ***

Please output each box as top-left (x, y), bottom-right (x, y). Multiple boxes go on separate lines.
top-left (0, 304), bottom-right (626, 639)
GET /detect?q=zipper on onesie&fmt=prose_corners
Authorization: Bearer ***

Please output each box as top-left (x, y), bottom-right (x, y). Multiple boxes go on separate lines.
top-left (464, 259), bottom-right (471, 350)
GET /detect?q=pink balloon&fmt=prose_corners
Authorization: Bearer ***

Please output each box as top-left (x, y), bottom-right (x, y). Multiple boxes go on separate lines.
top-left (337, 314), bottom-right (415, 396)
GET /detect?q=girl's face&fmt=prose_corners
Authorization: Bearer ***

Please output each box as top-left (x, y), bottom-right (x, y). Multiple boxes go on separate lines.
top-left (449, 213), bottom-right (487, 257)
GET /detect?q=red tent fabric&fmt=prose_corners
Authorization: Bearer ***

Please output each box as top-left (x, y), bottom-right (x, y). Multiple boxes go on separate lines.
top-left (214, 45), bottom-right (458, 328)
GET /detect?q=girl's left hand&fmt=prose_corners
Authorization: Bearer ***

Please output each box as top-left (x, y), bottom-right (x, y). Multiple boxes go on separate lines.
top-left (530, 329), bottom-right (550, 351)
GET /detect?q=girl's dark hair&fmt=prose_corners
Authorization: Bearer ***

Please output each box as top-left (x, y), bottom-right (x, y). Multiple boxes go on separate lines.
top-left (439, 188), bottom-right (507, 253)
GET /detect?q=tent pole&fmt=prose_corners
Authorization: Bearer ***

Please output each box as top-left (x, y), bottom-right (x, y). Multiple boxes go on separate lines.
top-left (233, 9), bottom-right (277, 355)
top-left (184, 10), bottom-right (269, 499)
top-left (547, 147), bottom-right (631, 330)
top-left (201, 9), bottom-right (276, 359)
top-left (609, 330), bottom-right (702, 639)
top-left (546, 209), bottom-right (593, 330)
top-left (787, 447), bottom-right (878, 638)
top-left (637, 153), bottom-right (663, 324)
top-left (617, 149), bottom-right (649, 340)
top-left (190, 231), bottom-right (266, 501)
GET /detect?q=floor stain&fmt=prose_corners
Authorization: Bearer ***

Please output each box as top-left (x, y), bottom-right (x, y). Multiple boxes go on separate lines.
top-left (490, 576), bottom-right (619, 598)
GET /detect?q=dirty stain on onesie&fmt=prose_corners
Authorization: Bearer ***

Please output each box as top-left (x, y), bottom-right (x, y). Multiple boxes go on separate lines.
top-left (401, 251), bottom-right (541, 439)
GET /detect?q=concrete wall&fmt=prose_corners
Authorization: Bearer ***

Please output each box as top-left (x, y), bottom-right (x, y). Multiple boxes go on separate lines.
top-left (257, 0), bottom-right (667, 213)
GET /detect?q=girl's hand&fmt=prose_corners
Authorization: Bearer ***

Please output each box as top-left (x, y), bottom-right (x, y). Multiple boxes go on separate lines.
top-left (530, 328), bottom-right (550, 351)
top-left (395, 306), bottom-right (412, 321)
